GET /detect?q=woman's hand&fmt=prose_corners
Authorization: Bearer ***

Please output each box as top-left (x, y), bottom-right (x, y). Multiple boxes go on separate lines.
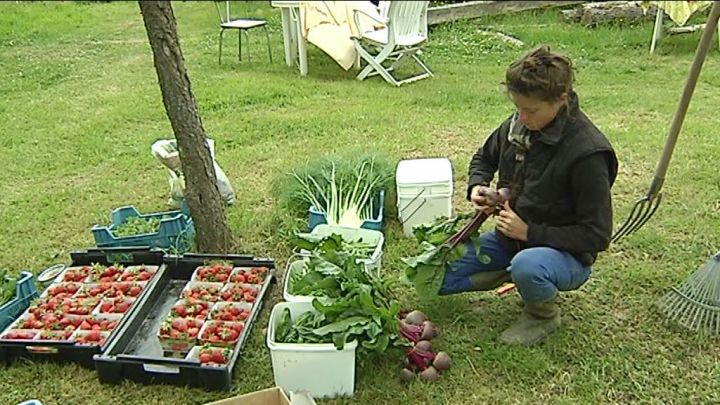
top-left (470, 185), bottom-right (496, 214)
top-left (496, 201), bottom-right (528, 241)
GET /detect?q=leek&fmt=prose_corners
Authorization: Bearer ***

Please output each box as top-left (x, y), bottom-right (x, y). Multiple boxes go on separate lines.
top-left (289, 157), bottom-right (389, 228)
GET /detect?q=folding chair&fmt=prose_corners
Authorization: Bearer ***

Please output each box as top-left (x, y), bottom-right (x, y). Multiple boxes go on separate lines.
top-left (215, 1), bottom-right (272, 64)
top-left (353, 1), bottom-right (433, 86)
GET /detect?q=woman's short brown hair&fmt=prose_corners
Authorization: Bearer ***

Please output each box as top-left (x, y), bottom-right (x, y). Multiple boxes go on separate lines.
top-left (505, 46), bottom-right (574, 102)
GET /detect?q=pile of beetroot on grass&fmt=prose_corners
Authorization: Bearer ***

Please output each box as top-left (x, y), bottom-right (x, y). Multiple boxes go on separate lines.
top-left (398, 310), bottom-right (451, 382)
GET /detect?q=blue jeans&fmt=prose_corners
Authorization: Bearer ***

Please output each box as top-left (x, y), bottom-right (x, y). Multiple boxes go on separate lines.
top-left (439, 230), bottom-right (592, 302)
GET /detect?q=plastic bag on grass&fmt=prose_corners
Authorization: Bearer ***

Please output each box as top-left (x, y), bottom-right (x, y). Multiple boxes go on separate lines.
top-left (151, 139), bottom-right (235, 206)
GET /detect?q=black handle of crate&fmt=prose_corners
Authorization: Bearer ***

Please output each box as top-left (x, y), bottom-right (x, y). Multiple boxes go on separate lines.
top-left (108, 354), bottom-right (185, 374)
top-left (70, 247), bottom-right (165, 266)
top-left (26, 346), bottom-right (59, 354)
top-left (85, 246), bottom-right (158, 253)
top-left (182, 253), bottom-right (255, 260)
top-left (115, 353), bottom-right (197, 366)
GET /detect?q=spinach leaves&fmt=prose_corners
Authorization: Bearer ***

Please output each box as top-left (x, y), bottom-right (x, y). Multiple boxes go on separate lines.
top-left (279, 232), bottom-right (399, 355)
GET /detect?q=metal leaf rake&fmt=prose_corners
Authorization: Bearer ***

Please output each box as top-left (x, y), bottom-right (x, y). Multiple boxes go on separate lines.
top-left (659, 252), bottom-right (720, 334)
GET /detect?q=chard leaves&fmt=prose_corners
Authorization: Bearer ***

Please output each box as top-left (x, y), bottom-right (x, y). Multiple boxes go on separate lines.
top-left (402, 214), bottom-right (483, 297)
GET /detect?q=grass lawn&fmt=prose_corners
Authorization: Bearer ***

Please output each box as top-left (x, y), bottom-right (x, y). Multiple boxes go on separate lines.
top-left (1, 1), bottom-right (720, 404)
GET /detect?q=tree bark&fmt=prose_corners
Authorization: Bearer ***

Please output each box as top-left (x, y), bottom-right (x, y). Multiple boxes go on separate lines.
top-left (561, 2), bottom-right (657, 26)
top-left (428, 1), bottom-right (586, 26)
top-left (139, 1), bottom-right (233, 253)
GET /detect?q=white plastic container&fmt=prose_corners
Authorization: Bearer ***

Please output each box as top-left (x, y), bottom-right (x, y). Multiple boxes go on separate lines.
top-left (267, 301), bottom-right (357, 398)
top-left (396, 158), bottom-right (454, 236)
top-left (282, 258), bottom-right (314, 303)
top-left (297, 224), bottom-right (384, 275)
top-left (282, 257), bottom-right (373, 303)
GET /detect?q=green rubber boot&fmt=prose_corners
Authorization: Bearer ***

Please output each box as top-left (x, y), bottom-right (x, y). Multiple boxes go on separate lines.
top-left (499, 294), bottom-right (561, 346)
top-left (469, 271), bottom-right (511, 291)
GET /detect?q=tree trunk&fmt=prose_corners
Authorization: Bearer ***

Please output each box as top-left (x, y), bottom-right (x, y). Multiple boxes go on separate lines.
top-left (139, 1), bottom-right (233, 253)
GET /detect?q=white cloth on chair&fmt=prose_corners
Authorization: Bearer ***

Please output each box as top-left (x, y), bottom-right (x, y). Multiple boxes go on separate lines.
top-left (645, 1), bottom-right (712, 25)
top-left (300, 1), bottom-right (385, 70)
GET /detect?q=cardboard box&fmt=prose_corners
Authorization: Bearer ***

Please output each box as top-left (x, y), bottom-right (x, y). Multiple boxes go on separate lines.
top-left (204, 387), bottom-right (291, 405)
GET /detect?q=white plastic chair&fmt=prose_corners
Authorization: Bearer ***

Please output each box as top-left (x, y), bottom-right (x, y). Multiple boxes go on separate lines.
top-left (215, 1), bottom-right (272, 64)
top-left (377, 1), bottom-right (390, 19)
top-left (353, 1), bottom-right (433, 86)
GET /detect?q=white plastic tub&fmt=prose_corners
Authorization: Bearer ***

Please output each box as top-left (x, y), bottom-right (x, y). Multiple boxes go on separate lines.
top-left (282, 258), bottom-right (314, 303)
top-left (266, 301), bottom-right (357, 398)
top-left (282, 256), bottom-right (375, 303)
top-left (396, 158), bottom-right (454, 236)
top-left (295, 224), bottom-right (384, 275)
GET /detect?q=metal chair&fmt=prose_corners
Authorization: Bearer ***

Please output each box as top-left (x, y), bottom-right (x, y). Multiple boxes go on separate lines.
top-left (215, 1), bottom-right (272, 64)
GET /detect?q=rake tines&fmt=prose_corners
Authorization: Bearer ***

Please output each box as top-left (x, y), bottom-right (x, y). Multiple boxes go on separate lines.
top-left (659, 252), bottom-right (720, 335)
top-left (610, 192), bottom-right (662, 243)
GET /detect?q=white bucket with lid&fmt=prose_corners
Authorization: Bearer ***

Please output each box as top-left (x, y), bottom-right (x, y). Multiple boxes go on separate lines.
top-left (396, 158), bottom-right (454, 236)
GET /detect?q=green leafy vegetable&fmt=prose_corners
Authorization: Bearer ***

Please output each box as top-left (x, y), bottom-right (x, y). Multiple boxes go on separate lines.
top-left (112, 216), bottom-right (162, 237)
top-left (402, 214), bottom-right (487, 297)
top-left (292, 232), bottom-right (377, 259)
top-left (1, 270), bottom-right (18, 306)
top-left (272, 153), bottom-right (393, 228)
top-left (275, 308), bottom-right (335, 344)
top-left (279, 232), bottom-right (400, 356)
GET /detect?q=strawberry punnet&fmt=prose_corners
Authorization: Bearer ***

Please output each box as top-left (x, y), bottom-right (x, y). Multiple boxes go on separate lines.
top-left (197, 345), bottom-right (232, 366)
top-left (192, 262), bottom-right (233, 283)
top-left (199, 321), bottom-right (244, 348)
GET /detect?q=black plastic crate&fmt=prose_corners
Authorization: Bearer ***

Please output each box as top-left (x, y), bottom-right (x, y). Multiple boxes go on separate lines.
top-left (0, 247), bottom-right (165, 369)
top-left (93, 253), bottom-right (276, 391)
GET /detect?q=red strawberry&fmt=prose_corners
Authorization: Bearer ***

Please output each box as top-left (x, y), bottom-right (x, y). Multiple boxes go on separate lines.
top-left (211, 350), bottom-right (226, 363)
top-left (101, 302), bottom-right (113, 312)
top-left (87, 330), bottom-right (102, 341)
top-left (172, 318), bottom-right (188, 332)
top-left (116, 302), bottom-right (131, 313)
top-left (173, 305), bottom-right (187, 317)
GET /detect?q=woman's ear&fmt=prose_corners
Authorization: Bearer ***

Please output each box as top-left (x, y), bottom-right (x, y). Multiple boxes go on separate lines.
top-left (559, 92), bottom-right (568, 106)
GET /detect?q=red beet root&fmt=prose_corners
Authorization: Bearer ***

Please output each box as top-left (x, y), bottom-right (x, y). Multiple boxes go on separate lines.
top-left (433, 351), bottom-right (452, 371)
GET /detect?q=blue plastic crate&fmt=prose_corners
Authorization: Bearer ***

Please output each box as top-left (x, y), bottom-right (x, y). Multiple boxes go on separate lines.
top-left (0, 271), bottom-right (39, 331)
top-left (308, 190), bottom-right (385, 232)
top-left (91, 205), bottom-right (195, 253)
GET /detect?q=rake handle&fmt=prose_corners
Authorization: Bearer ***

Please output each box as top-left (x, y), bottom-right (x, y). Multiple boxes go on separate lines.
top-left (648, 1), bottom-right (720, 197)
